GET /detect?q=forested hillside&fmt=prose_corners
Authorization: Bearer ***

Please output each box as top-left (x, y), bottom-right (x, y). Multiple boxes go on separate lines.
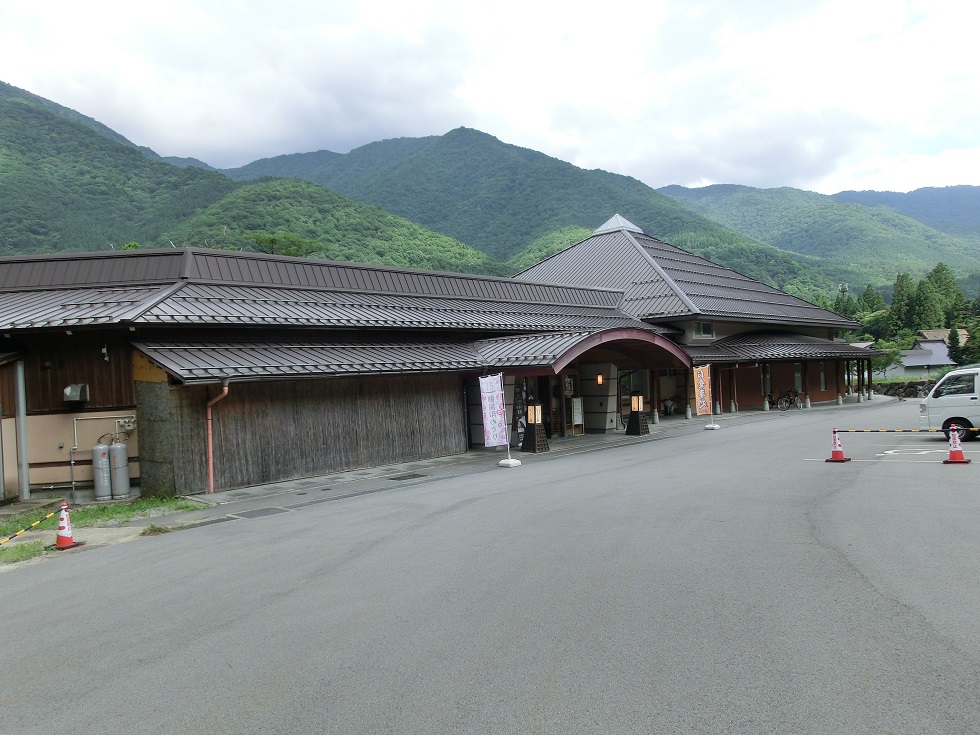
top-left (223, 128), bottom-right (856, 298)
top-left (0, 92), bottom-right (503, 274)
top-left (832, 186), bottom-right (980, 240)
top-left (165, 178), bottom-right (507, 275)
top-left (5, 78), bottom-right (980, 304)
top-left (225, 128), bottom-right (757, 260)
top-left (0, 96), bottom-right (238, 254)
top-left (658, 184), bottom-right (980, 286)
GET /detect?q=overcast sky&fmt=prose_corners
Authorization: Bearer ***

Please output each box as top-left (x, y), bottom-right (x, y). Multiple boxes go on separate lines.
top-left (2, 0), bottom-right (978, 194)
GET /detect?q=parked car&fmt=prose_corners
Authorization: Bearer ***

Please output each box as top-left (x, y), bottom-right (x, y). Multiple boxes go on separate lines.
top-left (919, 366), bottom-right (980, 440)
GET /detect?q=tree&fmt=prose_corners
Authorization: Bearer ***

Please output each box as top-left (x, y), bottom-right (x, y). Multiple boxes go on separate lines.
top-left (888, 273), bottom-right (915, 335)
top-left (870, 338), bottom-right (904, 377)
top-left (925, 262), bottom-right (968, 326)
top-left (953, 318), bottom-right (980, 365)
top-left (856, 284), bottom-right (887, 313)
top-left (909, 279), bottom-right (945, 330)
top-left (948, 327), bottom-right (965, 365)
top-left (856, 309), bottom-right (890, 340)
top-left (833, 291), bottom-right (858, 318)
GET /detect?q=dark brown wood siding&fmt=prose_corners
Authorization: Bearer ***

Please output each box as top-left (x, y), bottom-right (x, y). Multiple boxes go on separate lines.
top-left (0, 333), bottom-right (135, 417)
top-left (169, 373), bottom-right (466, 494)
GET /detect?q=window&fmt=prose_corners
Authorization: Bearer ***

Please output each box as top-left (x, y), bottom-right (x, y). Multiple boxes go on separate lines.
top-left (933, 374), bottom-right (976, 398)
top-left (694, 322), bottom-right (714, 338)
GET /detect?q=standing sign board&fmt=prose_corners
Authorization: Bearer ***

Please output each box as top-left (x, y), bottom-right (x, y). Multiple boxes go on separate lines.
top-left (694, 365), bottom-right (712, 417)
top-left (479, 373), bottom-right (509, 447)
top-left (571, 397), bottom-right (584, 436)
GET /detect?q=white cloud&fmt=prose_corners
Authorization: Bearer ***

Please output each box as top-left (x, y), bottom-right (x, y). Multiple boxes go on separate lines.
top-left (1, 0), bottom-right (978, 192)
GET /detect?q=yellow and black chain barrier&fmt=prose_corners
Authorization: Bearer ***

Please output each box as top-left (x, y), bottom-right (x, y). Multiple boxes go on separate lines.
top-left (0, 509), bottom-right (59, 546)
top-left (837, 428), bottom-right (980, 433)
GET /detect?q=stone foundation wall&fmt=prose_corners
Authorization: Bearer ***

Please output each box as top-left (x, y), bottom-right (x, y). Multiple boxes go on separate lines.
top-left (871, 380), bottom-right (934, 399)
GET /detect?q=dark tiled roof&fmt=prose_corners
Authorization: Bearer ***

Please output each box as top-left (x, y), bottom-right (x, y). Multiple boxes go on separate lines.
top-left (131, 283), bottom-right (642, 332)
top-left (0, 286), bottom-right (166, 329)
top-left (475, 332), bottom-right (603, 368)
top-left (0, 282), bottom-right (643, 333)
top-left (135, 328), bottom-right (673, 383)
top-left (0, 250), bottom-right (639, 333)
top-left (515, 227), bottom-right (858, 329)
top-left (684, 332), bottom-right (885, 364)
top-left (134, 341), bottom-right (486, 382)
top-left (0, 248), bottom-right (621, 307)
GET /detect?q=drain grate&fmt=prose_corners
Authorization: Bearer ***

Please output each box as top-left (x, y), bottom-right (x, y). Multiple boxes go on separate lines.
top-left (389, 473), bottom-right (426, 481)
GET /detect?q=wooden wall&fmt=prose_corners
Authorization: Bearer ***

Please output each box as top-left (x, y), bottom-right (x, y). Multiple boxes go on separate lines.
top-left (163, 373), bottom-right (467, 495)
top-left (1, 332), bottom-right (135, 417)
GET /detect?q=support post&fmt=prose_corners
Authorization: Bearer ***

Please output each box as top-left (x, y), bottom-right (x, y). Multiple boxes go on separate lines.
top-left (15, 360), bottom-right (29, 501)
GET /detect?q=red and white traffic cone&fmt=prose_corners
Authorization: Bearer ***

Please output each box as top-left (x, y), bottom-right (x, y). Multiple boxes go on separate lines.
top-left (55, 502), bottom-right (82, 550)
top-left (825, 427), bottom-right (851, 463)
top-left (943, 425), bottom-right (971, 464)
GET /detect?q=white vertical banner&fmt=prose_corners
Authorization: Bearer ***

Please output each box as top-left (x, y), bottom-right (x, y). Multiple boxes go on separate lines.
top-left (479, 373), bottom-right (509, 447)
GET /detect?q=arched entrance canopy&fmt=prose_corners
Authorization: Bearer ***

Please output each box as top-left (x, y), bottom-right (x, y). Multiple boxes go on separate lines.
top-left (474, 328), bottom-right (691, 374)
top-left (552, 328), bottom-right (690, 373)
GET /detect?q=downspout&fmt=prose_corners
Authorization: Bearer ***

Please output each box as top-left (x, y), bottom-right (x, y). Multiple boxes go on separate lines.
top-left (15, 360), bottom-right (29, 501)
top-left (206, 380), bottom-right (230, 494)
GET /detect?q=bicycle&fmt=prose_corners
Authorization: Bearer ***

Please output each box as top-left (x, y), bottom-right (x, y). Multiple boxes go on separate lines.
top-left (778, 388), bottom-right (804, 411)
top-left (768, 389), bottom-right (804, 411)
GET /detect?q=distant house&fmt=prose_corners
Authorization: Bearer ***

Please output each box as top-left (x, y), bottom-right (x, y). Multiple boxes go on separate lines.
top-left (875, 328), bottom-right (970, 379)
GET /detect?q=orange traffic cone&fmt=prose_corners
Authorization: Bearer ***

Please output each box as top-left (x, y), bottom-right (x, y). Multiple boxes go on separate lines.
top-left (55, 502), bottom-right (82, 550)
top-left (825, 427), bottom-right (851, 462)
top-left (943, 425), bottom-right (971, 464)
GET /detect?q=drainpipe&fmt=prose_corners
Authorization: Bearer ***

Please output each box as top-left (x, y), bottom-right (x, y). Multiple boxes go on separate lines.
top-left (15, 360), bottom-right (29, 501)
top-left (206, 380), bottom-right (230, 494)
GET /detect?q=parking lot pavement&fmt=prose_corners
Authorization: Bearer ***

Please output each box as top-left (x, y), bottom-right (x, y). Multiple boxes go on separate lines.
top-left (2, 395), bottom-right (903, 555)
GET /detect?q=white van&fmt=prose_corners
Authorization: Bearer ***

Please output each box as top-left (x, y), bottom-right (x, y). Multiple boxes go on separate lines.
top-left (919, 366), bottom-right (980, 440)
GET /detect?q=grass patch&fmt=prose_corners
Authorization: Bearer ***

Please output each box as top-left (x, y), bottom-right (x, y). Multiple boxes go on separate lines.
top-left (0, 496), bottom-right (202, 538)
top-left (68, 497), bottom-right (201, 527)
top-left (0, 540), bottom-right (46, 564)
top-left (140, 523), bottom-right (176, 536)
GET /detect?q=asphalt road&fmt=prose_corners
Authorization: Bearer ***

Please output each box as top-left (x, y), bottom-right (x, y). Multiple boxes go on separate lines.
top-left (4, 399), bottom-right (978, 734)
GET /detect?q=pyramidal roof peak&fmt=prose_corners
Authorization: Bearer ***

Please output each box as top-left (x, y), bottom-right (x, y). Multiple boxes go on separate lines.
top-left (593, 214), bottom-right (644, 235)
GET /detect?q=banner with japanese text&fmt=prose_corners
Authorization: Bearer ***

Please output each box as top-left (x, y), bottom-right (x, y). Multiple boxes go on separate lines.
top-left (694, 365), bottom-right (712, 416)
top-left (479, 373), bottom-right (509, 447)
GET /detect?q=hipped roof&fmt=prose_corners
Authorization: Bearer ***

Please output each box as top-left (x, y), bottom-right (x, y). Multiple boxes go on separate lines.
top-left (514, 216), bottom-right (858, 330)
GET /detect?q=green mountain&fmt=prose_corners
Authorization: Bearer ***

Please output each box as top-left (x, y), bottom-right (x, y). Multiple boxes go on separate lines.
top-left (165, 178), bottom-right (507, 275)
top-left (0, 91), bottom-right (502, 275)
top-left (0, 80), bottom-right (138, 150)
top-left (0, 95), bottom-right (238, 253)
top-left (658, 184), bottom-right (980, 286)
top-left (5, 78), bottom-right (980, 300)
top-left (0, 80), bottom-right (214, 170)
top-left (224, 128), bottom-right (745, 259)
top-left (223, 128), bottom-right (856, 298)
top-left (832, 186), bottom-right (980, 240)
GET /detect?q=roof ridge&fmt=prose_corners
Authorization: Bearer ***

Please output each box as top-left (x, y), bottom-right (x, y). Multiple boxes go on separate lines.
top-left (623, 230), bottom-right (700, 316)
top-left (112, 281), bottom-right (188, 323)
